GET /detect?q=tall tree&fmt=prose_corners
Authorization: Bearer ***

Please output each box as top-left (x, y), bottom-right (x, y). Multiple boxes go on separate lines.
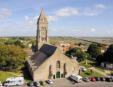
top-left (104, 44), bottom-right (113, 63)
top-left (65, 47), bottom-right (88, 62)
top-left (0, 43), bottom-right (27, 71)
top-left (87, 43), bottom-right (101, 58)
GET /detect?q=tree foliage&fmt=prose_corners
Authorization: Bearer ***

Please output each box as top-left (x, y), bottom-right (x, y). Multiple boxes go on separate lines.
top-left (65, 47), bottom-right (89, 62)
top-left (87, 43), bottom-right (101, 58)
top-left (104, 44), bottom-right (113, 62)
top-left (5, 40), bottom-right (25, 48)
top-left (96, 44), bottom-right (113, 64)
top-left (0, 43), bottom-right (27, 71)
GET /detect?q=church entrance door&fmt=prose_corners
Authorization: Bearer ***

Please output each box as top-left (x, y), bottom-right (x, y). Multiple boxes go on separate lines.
top-left (56, 72), bottom-right (60, 78)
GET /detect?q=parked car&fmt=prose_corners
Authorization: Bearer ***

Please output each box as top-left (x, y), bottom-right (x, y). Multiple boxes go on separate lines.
top-left (91, 77), bottom-right (96, 82)
top-left (34, 82), bottom-right (40, 87)
top-left (105, 78), bottom-right (112, 82)
top-left (3, 77), bottom-right (24, 86)
top-left (82, 77), bottom-right (90, 82)
top-left (88, 77), bottom-right (91, 81)
top-left (46, 79), bottom-right (53, 84)
top-left (95, 77), bottom-right (101, 81)
top-left (0, 81), bottom-right (2, 86)
top-left (110, 77), bottom-right (113, 82)
top-left (70, 75), bottom-right (82, 83)
top-left (82, 67), bottom-right (87, 71)
top-left (27, 81), bottom-right (34, 86)
top-left (100, 77), bottom-right (105, 81)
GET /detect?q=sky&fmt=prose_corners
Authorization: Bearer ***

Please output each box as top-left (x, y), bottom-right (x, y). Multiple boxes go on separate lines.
top-left (0, 0), bottom-right (113, 37)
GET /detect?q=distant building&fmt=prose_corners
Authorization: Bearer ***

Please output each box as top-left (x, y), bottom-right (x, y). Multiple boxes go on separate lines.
top-left (101, 62), bottom-right (113, 70)
top-left (27, 10), bottom-right (79, 81)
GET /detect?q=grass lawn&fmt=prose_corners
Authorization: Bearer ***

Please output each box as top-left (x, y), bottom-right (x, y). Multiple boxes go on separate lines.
top-left (0, 67), bottom-right (32, 82)
top-left (80, 69), bottom-right (106, 77)
top-left (0, 71), bottom-right (16, 82)
top-left (80, 59), bottom-right (96, 68)
top-left (94, 66), bottom-right (105, 72)
top-left (80, 59), bottom-right (105, 72)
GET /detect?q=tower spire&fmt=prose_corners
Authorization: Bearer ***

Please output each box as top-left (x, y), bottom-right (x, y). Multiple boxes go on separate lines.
top-left (36, 10), bottom-right (49, 51)
top-left (38, 9), bottom-right (48, 24)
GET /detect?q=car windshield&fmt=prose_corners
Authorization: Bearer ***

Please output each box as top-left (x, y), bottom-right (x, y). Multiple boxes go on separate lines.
top-left (30, 82), bottom-right (33, 84)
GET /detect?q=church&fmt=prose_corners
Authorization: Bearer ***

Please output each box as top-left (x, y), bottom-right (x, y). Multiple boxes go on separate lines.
top-left (27, 10), bottom-right (80, 81)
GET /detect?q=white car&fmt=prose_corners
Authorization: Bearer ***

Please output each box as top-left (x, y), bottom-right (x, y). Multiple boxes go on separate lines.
top-left (0, 81), bottom-right (2, 86)
top-left (4, 77), bottom-right (24, 86)
top-left (46, 79), bottom-right (53, 84)
top-left (70, 75), bottom-right (82, 83)
top-left (82, 67), bottom-right (87, 71)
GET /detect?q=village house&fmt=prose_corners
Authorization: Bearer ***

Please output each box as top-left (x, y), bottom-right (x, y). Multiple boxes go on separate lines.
top-left (101, 62), bottom-right (113, 70)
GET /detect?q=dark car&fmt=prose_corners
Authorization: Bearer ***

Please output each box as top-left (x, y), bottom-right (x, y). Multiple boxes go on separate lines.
top-left (110, 77), bottom-right (113, 82)
top-left (82, 77), bottom-right (90, 82)
top-left (105, 78), bottom-right (112, 82)
top-left (27, 81), bottom-right (34, 86)
top-left (95, 77), bottom-right (101, 81)
top-left (100, 77), bottom-right (105, 81)
top-left (34, 82), bottom-right (40, 87)
top-left (88, 77), bottom-right (91, 81)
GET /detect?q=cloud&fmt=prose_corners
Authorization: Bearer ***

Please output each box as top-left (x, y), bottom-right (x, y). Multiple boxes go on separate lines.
top-left (95, 4), bottom-right (107, 9)
top-left (0, 8), bottom-right (12, 19)
top-left (24, 15), bottom-right (58, 25)
top-left (24, 16), bottom-right (38, 26)
top-left (83, 8), bottom-right (99, 16)
top-left (47, 16), bottom-right (58, 22)
top-left (91, 28), bottom-right (96, 32)
top-left (56, 8), bottom-right (79, 16)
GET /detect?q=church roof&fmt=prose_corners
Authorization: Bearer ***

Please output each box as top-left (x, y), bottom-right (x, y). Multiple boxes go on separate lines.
top-left (27, 44), bottom-right (57, 71)
top-left (38, 9), bottom-right (48, 23)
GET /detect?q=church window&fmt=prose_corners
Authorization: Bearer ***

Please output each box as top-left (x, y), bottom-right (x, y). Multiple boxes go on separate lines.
top-left (49, 65), bottom-right (52, 72)
top-left (64, 63), bottom-right (66, 70)
top-left (49, 65), bottom-right (53, 79)
top-left (56, 61), bottom-right (60, 68)
top-left (41, 37), bottom-right (46, 41)
top-left (41, 27), bottom-right (46, 35)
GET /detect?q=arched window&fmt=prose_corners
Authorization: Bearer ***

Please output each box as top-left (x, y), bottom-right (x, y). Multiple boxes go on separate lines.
top-left (56, 61), bottom-right (60, 68)
top-left (49, 65), bottom-right (52, 72)
top-left (64, 63), bottom-right (66, 71)
top-left (49, 65), bottom-right (53, 79)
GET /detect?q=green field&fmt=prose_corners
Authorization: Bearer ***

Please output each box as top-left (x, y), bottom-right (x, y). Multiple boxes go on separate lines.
top-left (80, 69), bottom-right (106, 77)
top-left (80, 59), bottom-right (96, 68)
top-left (0, 71), bottom-right (16, 82)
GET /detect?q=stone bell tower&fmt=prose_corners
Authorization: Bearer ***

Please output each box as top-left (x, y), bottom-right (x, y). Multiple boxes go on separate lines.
top-left (36, 10), bottom-right (49, 51)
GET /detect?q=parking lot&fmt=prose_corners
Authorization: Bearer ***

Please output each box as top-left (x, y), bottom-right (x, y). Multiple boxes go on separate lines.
top-left (43, 79), bottom-right (113, 87)
top-left (1, 79), bottom-right (113, 87)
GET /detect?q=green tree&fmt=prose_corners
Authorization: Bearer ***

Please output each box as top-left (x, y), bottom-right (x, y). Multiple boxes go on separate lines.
top-left (87, 43), bottom-right (101, 58)
top-left (103, 44), bottom-right (113, 63)
top-left (96, 54), bottom-right (103, 65)
top-left (0, 43), bottom-right (27, 71)
top-left (65, 47), bottom-right (88, 62)
top-left (14, 40), bottom-right (25, 48)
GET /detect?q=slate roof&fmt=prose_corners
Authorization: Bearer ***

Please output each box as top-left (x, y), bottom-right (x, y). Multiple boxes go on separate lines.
top-left (27, 44), bottom-right (57, 71)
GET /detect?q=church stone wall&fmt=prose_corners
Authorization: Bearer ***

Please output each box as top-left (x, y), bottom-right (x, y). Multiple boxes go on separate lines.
top-left (33, 49), bottom-right (80, 81)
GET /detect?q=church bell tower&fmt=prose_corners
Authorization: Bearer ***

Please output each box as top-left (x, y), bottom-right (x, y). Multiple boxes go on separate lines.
top-left (36, 10), bottom-right (49, 51)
